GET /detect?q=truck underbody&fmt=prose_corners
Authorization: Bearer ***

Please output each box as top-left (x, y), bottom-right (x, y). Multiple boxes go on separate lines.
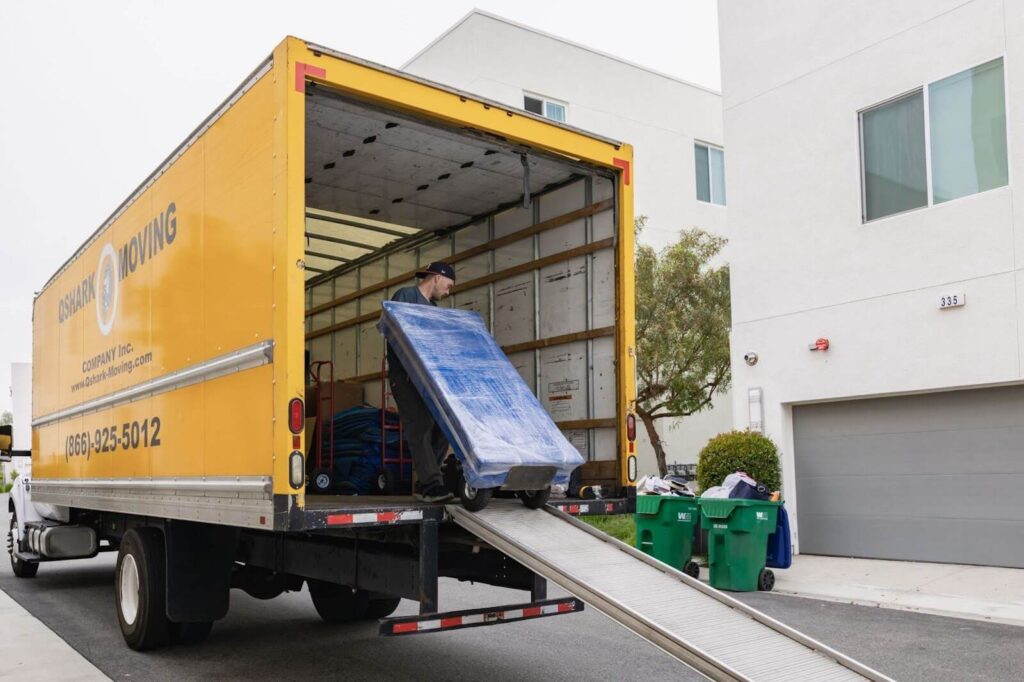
top-left (8, 478), bottom-right (581, 649)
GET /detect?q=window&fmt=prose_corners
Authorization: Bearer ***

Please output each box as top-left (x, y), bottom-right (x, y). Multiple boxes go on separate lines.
top-left (695, 143), bottom-right (726, 206)
top-left (861, 92), bottom-right (928, 221)
top-left (860, 58), bottom-right (1007, 221)
top-left (524, 94), bottom-right (567, 123)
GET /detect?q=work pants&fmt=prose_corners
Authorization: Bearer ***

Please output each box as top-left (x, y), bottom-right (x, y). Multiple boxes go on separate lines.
top-left (388, 371), bottom-right (449, 490)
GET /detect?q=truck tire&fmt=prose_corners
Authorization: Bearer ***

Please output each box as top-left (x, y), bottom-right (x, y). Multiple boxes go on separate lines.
top-left (361, 593), bottom-right (402, 619)
top-left (8, 510), bottom-right (39, 578)
top-left (170, 621), bottom-right (214, 645)
top-left (518, 487), bottom-right (551, 509)
top-left (308, 580), bottom-right (369, 623)
top-left (115, 528), bottom-right (171, 651)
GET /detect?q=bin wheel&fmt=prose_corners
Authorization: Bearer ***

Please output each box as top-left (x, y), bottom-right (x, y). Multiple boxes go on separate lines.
top-left (683, 561), bottom-right (701, 579)
top-left (459, 478), bottom-right (493, 512)
top-left (518, 487), bottom-right (551, 509)
top-left (115, 528), bottom-right (171, 651)
top-left (308, 580), bottom-right (369, 623)
top-left (8, 509), bottom-right (39, 579)
top-left (310, 469), bottom-right (332, 494)
top-left (758, 568), bottom-right (775, 592)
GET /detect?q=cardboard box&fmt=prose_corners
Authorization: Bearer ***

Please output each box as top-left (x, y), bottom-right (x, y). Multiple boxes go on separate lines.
top-left (305, 381), bottom-right (365, 418)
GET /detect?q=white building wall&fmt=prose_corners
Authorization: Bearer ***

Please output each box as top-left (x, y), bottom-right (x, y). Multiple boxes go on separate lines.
top-left (405, 11), bottom-right (733, 473)
top-left (9, 363), bottom-right (32, 478)
top-left (720, 0), bottom-right (1024, 549)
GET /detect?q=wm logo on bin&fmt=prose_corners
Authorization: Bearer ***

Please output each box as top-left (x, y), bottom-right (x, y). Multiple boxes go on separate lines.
top-left (677, 512), bottom-right (692, 522)
top-left (756, 511), bottom-right (768, 521)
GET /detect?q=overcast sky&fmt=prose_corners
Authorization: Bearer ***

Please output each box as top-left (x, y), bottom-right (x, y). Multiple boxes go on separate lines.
top-left (0, 0), bottom-right (720, 414)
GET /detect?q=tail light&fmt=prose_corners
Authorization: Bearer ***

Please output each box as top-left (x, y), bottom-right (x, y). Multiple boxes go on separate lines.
top-left (289, 451), bottom-right (304, 489)
top-left (289, 398), bottom-right (304, 434)
top-left (626, 414), bottom-right (636, 442)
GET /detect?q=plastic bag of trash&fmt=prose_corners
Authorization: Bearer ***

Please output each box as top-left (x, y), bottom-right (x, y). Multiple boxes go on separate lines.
top-left (637, 475), bottom-right (672, 495)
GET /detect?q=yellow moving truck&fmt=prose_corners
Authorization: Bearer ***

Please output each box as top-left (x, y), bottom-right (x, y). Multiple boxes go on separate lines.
top-left (12, 36), bottom-right (637, 649)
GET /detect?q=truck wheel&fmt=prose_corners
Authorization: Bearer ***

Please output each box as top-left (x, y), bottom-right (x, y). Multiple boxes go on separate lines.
top-left (459, 479), bottom-right (493, 512)
top-left (360, 592), bottom-right (402, 619)
top-left (8, 510), bottom-right (39, 578)
top-left (308, 580), bottom-right (368, 623)
top-left (170, 621), bottom-right (213, 645)
top-left (116, 528), bottom-right (171, 651)
top-left (518, 487), bottom-right (551, 509)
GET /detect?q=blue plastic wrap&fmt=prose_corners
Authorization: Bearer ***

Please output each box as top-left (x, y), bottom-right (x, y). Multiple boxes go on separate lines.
top-left (377, 301), bottom-right (584, 489)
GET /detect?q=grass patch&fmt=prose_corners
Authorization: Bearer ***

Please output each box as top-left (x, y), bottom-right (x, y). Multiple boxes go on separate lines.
top-left (581, 514), bottom-right (635, 547)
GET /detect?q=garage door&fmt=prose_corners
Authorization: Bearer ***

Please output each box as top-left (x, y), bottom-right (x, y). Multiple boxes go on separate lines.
top-left (792, 385), bottom-right (1024, 568)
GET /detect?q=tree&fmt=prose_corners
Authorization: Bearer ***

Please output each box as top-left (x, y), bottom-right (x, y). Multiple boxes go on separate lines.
top-left (0, 411), bottom-right (11, 426)
top-left (634, 220), bottom-right (731, 476)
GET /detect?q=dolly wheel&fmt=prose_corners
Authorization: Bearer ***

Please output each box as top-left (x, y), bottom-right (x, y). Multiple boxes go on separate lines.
top-left (518, 487), bottom-right (551, 509)
top-left (376, 468), bottom-right (394, 495)
top-left (310, 469), bottom-right (332, 494)
top-left (758, 568), bottom-right (775, 592)
top-left (459, 477), bottom-right (493, 512)
top-left (683, 561), bottom-right (701, 579)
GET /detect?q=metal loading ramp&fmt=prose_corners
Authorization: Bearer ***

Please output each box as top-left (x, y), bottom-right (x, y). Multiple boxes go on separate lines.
top-left (449, 502), bottom-right (891, 682)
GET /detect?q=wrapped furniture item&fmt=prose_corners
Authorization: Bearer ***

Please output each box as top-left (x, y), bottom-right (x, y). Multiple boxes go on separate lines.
top-left (377, 302), bottom-right (584, 495)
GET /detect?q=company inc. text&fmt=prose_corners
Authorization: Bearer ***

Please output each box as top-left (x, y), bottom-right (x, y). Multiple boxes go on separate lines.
top-left (71, 343), bottom-right (153, 393)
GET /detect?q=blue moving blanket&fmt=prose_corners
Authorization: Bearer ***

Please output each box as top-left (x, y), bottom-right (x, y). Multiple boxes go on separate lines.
top-left (378, 301), bottom-right (584, 489)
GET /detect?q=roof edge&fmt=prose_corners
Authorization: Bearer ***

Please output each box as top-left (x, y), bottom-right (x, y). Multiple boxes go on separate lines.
top-left (401, 8), bottom-right (721, 97)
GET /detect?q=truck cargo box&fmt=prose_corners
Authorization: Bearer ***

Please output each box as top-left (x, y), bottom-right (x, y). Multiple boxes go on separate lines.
top-left (29, 37), bottom-right (637, 530)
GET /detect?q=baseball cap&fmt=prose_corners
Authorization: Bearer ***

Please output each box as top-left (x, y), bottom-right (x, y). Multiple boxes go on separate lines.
top-left (415, 261), bottom-right (456, 282)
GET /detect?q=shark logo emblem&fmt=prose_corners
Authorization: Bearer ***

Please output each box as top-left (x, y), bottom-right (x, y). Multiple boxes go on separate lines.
top-left (95, 244), bottom-right (119, 336)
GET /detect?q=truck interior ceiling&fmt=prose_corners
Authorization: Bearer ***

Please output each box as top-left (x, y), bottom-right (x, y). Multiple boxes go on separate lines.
top-left (301, 83), bottom-right (619, 440)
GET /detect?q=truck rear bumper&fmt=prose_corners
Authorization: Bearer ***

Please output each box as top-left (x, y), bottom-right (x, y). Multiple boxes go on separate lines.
top-left (380, 597), bottom-right (583, 636)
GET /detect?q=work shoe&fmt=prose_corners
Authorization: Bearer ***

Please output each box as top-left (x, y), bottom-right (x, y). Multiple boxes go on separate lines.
top-left (415, 484), bottom-right (455, 504)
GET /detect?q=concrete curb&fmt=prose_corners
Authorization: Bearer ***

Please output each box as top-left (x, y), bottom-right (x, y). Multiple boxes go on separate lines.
top-left (0, 585), bottom-right (109, 680)
top-left (771, 556), bottom-right (1024, 628)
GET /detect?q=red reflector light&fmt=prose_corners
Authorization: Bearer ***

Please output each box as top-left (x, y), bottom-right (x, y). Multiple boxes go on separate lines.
top-left (289, 398), bottom-right (304, 434)
top-left (626, 414), bottom-right (636, 441)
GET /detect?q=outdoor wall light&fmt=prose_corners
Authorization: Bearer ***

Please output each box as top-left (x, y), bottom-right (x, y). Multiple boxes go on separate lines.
top-left (744, 351), bottom-right (759, 366)
top-left (808, 338), bottom-right (830, 351)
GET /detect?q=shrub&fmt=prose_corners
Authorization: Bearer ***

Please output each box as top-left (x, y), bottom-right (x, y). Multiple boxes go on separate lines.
top-left (696, 430), bottom-right (781, 493)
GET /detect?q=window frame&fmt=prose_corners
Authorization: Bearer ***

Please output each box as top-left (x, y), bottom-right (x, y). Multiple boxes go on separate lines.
top-left (858, 56), bottom-right (1009, 224)
top-left (694, 141), bottom-right (726, 207)
top-left (523, 92), bottom-right (568, 123)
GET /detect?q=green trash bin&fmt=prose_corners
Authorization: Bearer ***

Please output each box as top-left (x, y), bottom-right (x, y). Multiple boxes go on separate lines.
top-left (698, 498), bottom-right (781, 592)
top-left (635, 495), bottom-right (701, 578)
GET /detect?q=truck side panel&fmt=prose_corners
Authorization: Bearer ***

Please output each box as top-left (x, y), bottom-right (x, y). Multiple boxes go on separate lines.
top-left (32, 70), bottom-right (279, 492)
